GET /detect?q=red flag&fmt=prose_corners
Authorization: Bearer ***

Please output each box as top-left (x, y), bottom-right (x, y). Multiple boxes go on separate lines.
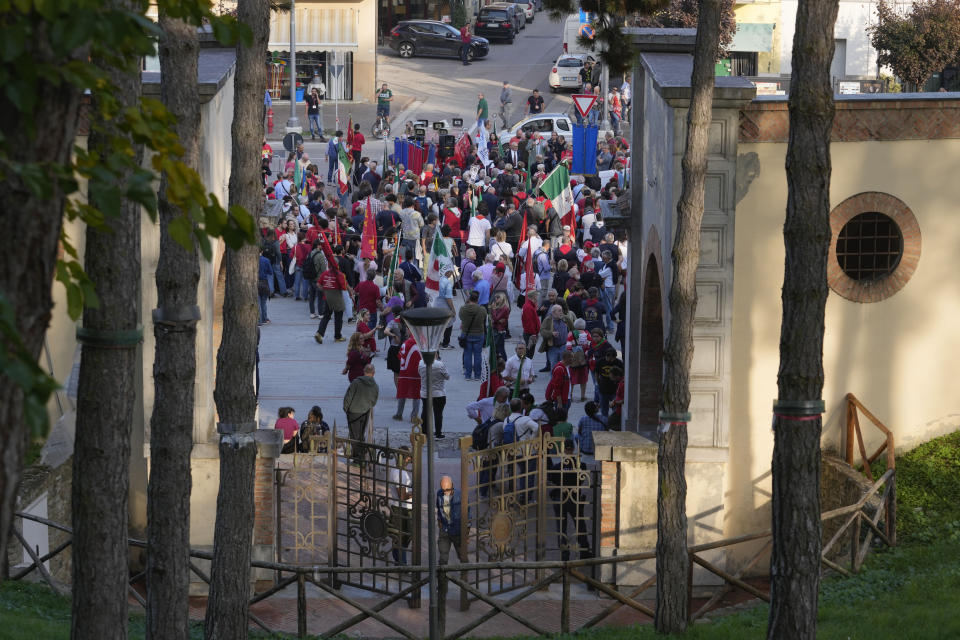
top-left (361, 197), bottom-right (377, 259)
top-left (319, 225), bottom-right (337, 272)
top-left (346, 115), bottom-right (354, 146)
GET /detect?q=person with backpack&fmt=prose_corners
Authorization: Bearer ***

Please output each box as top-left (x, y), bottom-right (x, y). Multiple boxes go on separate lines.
top-left (466, 386), bottom-right (510, 426)
top-left (472, 403), bottom-right (511, 498)
top-left (502, 397), bottom-right (540, 502)
top-left (303, 239), bottom-right (326, 319)
top-left (260, 226), bottom-right (287, 297)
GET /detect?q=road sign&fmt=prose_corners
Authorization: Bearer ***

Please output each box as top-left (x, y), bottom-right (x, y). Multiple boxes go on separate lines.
top-left (282, 132), bottom-right (304, 152)
top-left (330, 64), bottom-right (344, 78)
top-left (579, 23), bottom-right (595, 39)
top-left (572, 94), bottom-right (598, 118)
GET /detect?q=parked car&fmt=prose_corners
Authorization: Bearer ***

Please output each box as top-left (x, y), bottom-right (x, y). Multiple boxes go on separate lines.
top-left (474, 4), bottom-right (520, 42)
top-left (548, 53), bottom-right (596, 92)
top-left (503, 0), bottom-right (535, 21)
top-left (499, 112), bottom-right (612, 146)
top-left (499, 113), bottom-right (574, 145)
top-left (489, 1), bottom-right (524, 30)
top-left (385, 20), bottom-right (490, 60)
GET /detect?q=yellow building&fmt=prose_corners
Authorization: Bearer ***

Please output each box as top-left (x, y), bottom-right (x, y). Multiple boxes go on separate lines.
top-left (268, 0), bottom-right (378, 103)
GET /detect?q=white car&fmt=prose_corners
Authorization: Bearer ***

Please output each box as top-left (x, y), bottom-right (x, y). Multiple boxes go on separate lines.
top-left (499, 113), bottom-right (574, 146)
top-left (548, 53), bottom-right (595, 92)
top-left (510, 0), bottom-right (535, 21)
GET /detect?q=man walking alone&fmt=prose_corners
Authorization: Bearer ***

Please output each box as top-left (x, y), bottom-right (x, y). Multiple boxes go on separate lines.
top-left (343, 363), bottom-right (379, 463)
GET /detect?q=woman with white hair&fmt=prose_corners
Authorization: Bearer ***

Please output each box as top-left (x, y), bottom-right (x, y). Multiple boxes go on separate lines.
top-left (461, 248), bottom-right (479, 294)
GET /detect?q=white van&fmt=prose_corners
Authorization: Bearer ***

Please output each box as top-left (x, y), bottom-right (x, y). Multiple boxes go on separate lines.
top-left (562, 13), bottom-right (598, 57)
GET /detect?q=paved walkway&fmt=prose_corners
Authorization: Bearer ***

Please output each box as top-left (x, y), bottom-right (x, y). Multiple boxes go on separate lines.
top-left (256, 289), bottom-right (593, 451)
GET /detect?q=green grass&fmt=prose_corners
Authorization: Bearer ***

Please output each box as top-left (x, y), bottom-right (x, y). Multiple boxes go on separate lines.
top-left (4, 431), bottom-right (960, 639)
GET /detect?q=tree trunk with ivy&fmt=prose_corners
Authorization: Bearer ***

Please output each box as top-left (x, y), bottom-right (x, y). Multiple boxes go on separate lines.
top-left (71, 9), bottom-right (142, 636)
top-left (203, 0), bottom-right (269, 636)
top-left (766, 0), bottom-right (838, 637)
top-left (0, 33), bottom-right (85, 581)
top-left (655, 0), bottom-right (721, 633)
top-left (146, 14), bottom-right (201, 639)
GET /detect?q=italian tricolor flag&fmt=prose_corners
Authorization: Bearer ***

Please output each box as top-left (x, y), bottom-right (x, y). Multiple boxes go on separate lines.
top-left (337, 143), bottom-right (352, 194)
top-left (424, 228), bottom-right (451, 295)
top-left (539, 163), bottom-right (574, 219)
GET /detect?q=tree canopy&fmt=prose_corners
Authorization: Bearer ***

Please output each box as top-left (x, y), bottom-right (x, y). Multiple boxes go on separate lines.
top-left (870, 0), bottom-right (960, 90)
top-left (543, 0), bottom-right (736, 76)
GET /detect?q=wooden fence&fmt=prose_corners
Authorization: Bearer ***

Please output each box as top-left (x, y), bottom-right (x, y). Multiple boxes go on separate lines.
top-left (11, 463), bottom-right (895, 639)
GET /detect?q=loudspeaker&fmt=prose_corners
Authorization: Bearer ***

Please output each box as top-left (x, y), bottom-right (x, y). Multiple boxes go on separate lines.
top-left (439, 134), bottom-right (456, 157)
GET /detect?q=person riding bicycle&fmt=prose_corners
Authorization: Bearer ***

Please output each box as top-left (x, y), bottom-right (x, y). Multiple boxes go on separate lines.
top-left (375, 82), bottom-right (393, 126)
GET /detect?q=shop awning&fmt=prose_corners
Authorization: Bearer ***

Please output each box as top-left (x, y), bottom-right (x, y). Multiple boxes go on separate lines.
top-left (269, 7), bottom-right (358, 50)
top-left (729, 23), bottom-right (774, 53)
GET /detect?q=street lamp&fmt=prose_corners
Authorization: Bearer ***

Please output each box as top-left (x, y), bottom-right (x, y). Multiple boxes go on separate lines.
top-left (286, 0), bottom-right (301, 133)
top-left (400, 306), bottom-right (453, 640)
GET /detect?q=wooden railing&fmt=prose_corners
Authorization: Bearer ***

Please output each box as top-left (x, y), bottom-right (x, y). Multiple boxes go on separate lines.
top-left (11, 467), bottom-right (896, 638)
top-left (845, 392), bottom-right (895, 479)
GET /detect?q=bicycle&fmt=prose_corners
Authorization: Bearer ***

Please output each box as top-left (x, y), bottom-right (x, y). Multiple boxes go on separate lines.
top-left (371, 114), bottom-right (391, 139)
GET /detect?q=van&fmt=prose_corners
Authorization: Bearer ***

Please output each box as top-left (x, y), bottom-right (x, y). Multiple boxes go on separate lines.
top-left (562, 13), bottom-right (597, 56)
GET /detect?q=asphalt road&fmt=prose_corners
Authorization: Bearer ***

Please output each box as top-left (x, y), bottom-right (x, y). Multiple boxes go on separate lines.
top-left (377, 12), bottom-right (575, 134)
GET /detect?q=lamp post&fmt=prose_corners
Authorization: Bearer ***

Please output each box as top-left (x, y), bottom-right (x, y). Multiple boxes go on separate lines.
top-left (400, 306), bottom-right (453, 640)
top-left (286, 0), bottom-right (301, 133)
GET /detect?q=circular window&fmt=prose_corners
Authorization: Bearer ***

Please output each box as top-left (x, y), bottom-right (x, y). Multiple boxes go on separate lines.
top-left (836, 212), bottom-right (903, 281)
top-left (828, 193), bottom-right (920, 303)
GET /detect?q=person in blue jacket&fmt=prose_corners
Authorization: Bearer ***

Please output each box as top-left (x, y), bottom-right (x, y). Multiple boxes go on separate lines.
top-left (258, 248), bottom-right (273, 325)
top-left (437, 476), bottom-right (463, 564)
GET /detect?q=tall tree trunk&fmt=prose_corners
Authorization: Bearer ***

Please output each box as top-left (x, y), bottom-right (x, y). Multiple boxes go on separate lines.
top-left (0, 38), bottom-right (85, 581)
top-left (767, 0), bottom-right (838, 637)
top-left (71, 13), bottom-right (142, 637)
top-left (146, 15), bottom-right (201, 639)
top-left (655, 0), bottom-right (721, 633)
top-left (203, 0), bottom-right (269, 636)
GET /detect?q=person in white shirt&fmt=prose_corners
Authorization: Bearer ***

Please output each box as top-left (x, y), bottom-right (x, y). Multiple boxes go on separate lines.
top-left (466, 387), bottom-right (510, 424)
top-left (620, 77), bottom-right (632, 123)
top-left (517, 226), bottom-right (543, 260)
top-left (504, 397), bottom-right (540, 502)
top-left (489, 229), bottom-right (514, 262)
top-left (503, 342), bottom-right (535, 394)
top-left (418, 354), bottom-right (450, 438)
top-left (466, 212), bottom-right (492, 259)
top-left (388, 447), bottom-right (414, 563)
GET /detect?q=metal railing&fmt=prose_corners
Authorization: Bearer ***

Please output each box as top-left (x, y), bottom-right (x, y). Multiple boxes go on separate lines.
top-left (11, 464), bottom-right (896, 639)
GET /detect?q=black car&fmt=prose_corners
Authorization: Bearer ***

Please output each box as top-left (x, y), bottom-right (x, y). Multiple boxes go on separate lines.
top-left (385, 20), bottom-right (490, 61)
top-left (474, 5), bottom-right (520, 43)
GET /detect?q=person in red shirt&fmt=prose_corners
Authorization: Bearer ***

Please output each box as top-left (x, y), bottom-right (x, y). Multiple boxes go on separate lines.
top-left (545, 350), bottom-right (573, 411)
top-left (459, 24), bottom-right (471, 66)
top-left (355, 308), bottom-right (378, 354)
top-left (521, 290), bottom-right (541, 353)
top-left (293, 232), bottom-right (312, 300)
top-left (354, 266), bottom-right (382, 326)
top-left (478, 359), bottom-right (506, 400)
top-left (350, 122), bottom-right (365, 175)
top-left (342, 332), bottom-right (372, 382)
top-left (273, 407), bottom-right (299, 443)
top-left (394, 337), bottom-right (422, 423)
top-left (316, 266), bottom-right (349, 343)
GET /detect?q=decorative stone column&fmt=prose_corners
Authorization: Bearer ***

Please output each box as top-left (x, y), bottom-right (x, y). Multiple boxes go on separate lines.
top-left (252, 429), bottom-right (283, 591)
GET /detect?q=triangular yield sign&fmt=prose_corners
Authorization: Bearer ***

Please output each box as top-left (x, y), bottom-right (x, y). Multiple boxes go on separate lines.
top-left (572, 94), bottom-right (598, 118)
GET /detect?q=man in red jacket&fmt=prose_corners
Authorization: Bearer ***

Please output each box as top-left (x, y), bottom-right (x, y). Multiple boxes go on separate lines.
top-left (545, 351), bottom-right (573, 412)
top-left (521, 290), bottom-right (540, 354)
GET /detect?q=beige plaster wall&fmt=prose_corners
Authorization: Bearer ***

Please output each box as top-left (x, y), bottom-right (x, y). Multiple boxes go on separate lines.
top-left (727, 138), bottom-right (960, 537)
top-left (732, 3), bottom-right (782, 77)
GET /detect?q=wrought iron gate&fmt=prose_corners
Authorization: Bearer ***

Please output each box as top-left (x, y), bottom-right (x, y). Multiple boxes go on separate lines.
top-left (458, 434), bottom-right (594, 597)
top-left (276, 430), bottom-right (423, 605)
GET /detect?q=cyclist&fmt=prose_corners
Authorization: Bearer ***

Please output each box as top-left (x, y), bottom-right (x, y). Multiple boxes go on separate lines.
top-left (499, 81), bottom-right (512, 125)
top-left (375, 83), bottom-right (393, 128)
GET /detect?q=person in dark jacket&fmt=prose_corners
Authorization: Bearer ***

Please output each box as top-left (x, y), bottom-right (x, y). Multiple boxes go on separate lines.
top-left (437, 475), bottom-right (463, 563)
top-left (343, 363), bottom-right (379, 463)
top-left (258, 249), bottom-right (273, 325)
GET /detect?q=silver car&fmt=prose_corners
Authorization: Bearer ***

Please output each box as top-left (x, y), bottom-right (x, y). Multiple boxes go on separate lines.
top-left (548, 53), bottom-right (595, 92)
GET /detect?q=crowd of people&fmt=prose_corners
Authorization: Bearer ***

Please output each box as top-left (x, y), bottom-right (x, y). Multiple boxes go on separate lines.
top-left (260, 86), bottom-right (631, 457)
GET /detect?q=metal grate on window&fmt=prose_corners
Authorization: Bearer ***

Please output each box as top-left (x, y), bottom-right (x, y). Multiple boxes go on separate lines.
top-left (836, 212), bottom-right (903, 281)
